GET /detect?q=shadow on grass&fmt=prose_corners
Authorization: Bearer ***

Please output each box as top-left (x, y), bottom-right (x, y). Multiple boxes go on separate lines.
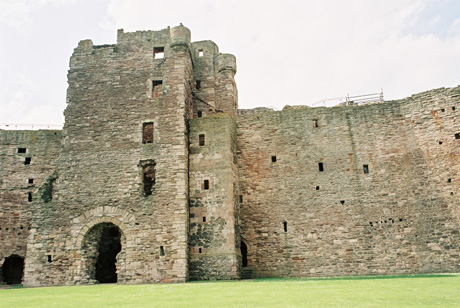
top-left (251, 273), bottom-right (459, 282)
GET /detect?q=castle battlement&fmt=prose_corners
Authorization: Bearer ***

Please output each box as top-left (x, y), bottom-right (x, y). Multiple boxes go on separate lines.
top-left (0, 26), bottom-right (459, 286)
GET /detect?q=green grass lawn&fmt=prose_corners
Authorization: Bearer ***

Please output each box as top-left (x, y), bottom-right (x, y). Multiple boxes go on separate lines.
top-left (1, 274), bottom-right (459, 308)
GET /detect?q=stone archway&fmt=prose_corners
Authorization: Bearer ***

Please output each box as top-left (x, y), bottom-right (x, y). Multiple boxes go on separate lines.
top-left (81, 222), bottom-right (124, 284)
top-left (2, 254), bottom-right (24, 285)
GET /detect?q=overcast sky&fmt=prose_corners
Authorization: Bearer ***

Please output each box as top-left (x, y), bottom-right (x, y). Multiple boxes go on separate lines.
top-left (1, 0), bottom-right (460, 127)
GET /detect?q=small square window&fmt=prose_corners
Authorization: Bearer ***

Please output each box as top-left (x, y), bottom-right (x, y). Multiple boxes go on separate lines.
top-left (153, 47), bottom-right (164, 59)
top-left (17, 148), bottom-right (26, 153)
top-left (199, 134), bottom-right (205, 146)
top-left (363, 164), bottom-right (369, 174)
top-left (28, 179), bottom-right (34, 184)
top-left (271, 156), bottom-right (277, 163)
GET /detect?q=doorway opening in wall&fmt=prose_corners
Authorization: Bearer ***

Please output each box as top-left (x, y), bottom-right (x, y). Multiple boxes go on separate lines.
top-left (1, 254), bottom-right (24, 284)
top-left (241, 241), bottom-right (248, 267)
top-left (82, 222), bottom-right (122, 283)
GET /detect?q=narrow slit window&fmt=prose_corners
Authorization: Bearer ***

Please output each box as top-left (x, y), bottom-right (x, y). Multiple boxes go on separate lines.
top-left (203, 217), bottom-right (206, 222)
top-left (455, 133), bottom-right (460, 140)
top-left (152, 80), bottom-right (163, 98)
top-left (28, 192), bottom-right (32, 202)
top-left (283, 221), bottom-right (287, 232)
top-left (143, 164), bottom-right (156, 196)
top-left (17, 148), bottom-right (26, 153)
top-left (198, 49), bottom-right (204, 57)
top-left (199, 248), bottom-right (202, 253)
top-left (239, 195), bottom-right (243, 203)
top-left (271, 156), bottom-right (277, 163)
top-left (24, 157), bottom-right (31, 165)
top-left (363, 164), bottom-right (369, 174)
top-left (203, 180), bottom-right (209, 190)
top-left (197, 110), bottom-right (202, 118)
top-left (160, 246), bottom-right (165, 256)
top-left (196, 80), bottom-right (201, 89)
top-left (318, 162), bottom-right (324, 172)
top-left (47, 255), bottom-right (52, 263)
top-left (199, 134), bottom-right (205, 146)
top-left (153, 47), bottom-right (164, 59)
top-left (313, 120), bottom-right (319, 128)
top-left (142, 122), bottom-right (154, 144)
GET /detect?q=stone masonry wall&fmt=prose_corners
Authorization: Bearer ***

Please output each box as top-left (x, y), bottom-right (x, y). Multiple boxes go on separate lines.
top-left (188, 114), bottom-right (240, 280)
top-left (237, 86), bottom-right (460, 277)
top-left (0, 130), bottom-right (61, 284)
top-left (24, 25), bottom-right (193, 286)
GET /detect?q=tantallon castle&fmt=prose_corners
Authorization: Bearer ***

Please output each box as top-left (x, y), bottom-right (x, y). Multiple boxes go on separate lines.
top-left (1, 25), bottom-right (459, 286)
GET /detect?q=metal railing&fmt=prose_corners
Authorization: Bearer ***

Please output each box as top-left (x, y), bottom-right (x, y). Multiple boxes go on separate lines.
top-left (0, 123), bottom-right (62, 130)
top-left (313, 90), bottom-right (384, 107)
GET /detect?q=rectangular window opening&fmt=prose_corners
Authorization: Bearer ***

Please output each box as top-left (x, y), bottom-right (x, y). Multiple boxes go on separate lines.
top-left (441, 108), bottom-right (445, 112)
top-left (199, 134), bottom-right (205, 146)
top-left (198, 49), bottom-right (204, 57)
top-left (196, 80), bottom-right (201, 89)
top-left (160, 246), bottom-right (165, 256)
top-left (313, 120), bottom-right (319, 128)
top-left (363, 164), bottom-right (369, 174)
top-left (143, 164), bottom-right (156, 196)
top-left (153, 47), bottom-right (164, 59)
top-left (202, 217), bottom-right (206, 223)
top-left (203, 180), bottom-right (209, 190)
top-left (318, 162), bottom-right (324, 172)
top-left (28, 178), bottom-right (34, 184)
top-left (316, 186), bottom-right (320, 190)
top-left (197, 110), bottom-right (202, 118)
top-left (17, 148), bottom-right (27, 153)
top-left (152, 80), bottom-right (163, 98)
top-left (448, 178), bottom-right (452, 183)
top-left (271, 156), bottom-right (277, 163)
top-left (142, 122), bottom-right (154, 144)
top-left (198, 248), bottom-right (202, 253)
top-left (24, 157), bottom-right (31, 165)
top-left (28, 192), bottom-right (32, 202)
top-left (455, 133), bottom-right (460, 140)
top-left (47, 255), bottom-right (52, 263)
top-left (452, 106), bottom-right (456, 111)
top-left (283, 221), bottom-right (287, 232)
top-left (239, 195), bottom-right (243, 203)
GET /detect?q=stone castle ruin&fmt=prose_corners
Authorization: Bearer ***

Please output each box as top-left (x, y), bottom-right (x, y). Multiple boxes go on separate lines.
top-left (1, 25), bottom-right (459, 286)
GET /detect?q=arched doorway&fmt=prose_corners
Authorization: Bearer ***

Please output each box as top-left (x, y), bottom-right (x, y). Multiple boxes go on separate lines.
top-left (241, 241), bottom-right (248, 267)
top-left (2, 255), bottom-right (24, 285)
top-left (82, 222), bottom-right (122, 283)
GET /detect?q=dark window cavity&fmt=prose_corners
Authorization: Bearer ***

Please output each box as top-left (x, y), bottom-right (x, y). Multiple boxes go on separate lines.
top-left (318, 162), bottom-right (324, 172)
top-left (313, 119), bottom-right (319, 128)
top-left (448, 178), bottom-right (452, 183)
top-left (441, 108), bottom-right (445, 112)
top-left (196, 80), bottom-right (201, 89)
top-left (198, 248), bottom-right (202, 253)
top-left (152, 80), bottom-right (163, 98)
top-left (239, 195), bottom-right (243, 203)
top-left (316, 186), bottom-right (320, 190)
top-left (199, 134), bottom-right (205, 146)
top-left (452, 106), bottom-right (456, 111)
top-left (17, 148), bottom-right (26, 154)
top-left (197, 110), bottom-right (202, 118)
top-left (455, 133), bottom-right (460, 140)
top-left (363, 164), bottom-right (369, 174)
top-left (47, 255), bottom-right (52, 263)
top-left (283, 221), bottom-right (287, 232)
top-left (24, 157), bottom-right (31, 165)
top-left (202, 217), bottom-right (206, 222)
top-left (28, 179), bottom-right (34, 184)
top-left (160, 246), bottom-right (165, 256)
top-left (142, 163), bottom-right (156, 196)
top-left (28, 192), bottom-right (32, 202)
top-left (153, 47), bottom-right (164, 59)
top-left (340, 200), bottom-right (345, 205)
top-left (204, 180), bottom-right (209, 190)
top-left (271, 156), bottom-right (277, 163)
top-left (142, 122), bottom-right (154, 144)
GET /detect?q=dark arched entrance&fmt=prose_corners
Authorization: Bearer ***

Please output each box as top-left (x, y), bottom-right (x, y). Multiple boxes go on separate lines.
top-left (241, 241), bottom-right (248, 267)
top-left (2, 255), bottom-right (24, 285)
top-left (82, 222), bottom-right (122, 283)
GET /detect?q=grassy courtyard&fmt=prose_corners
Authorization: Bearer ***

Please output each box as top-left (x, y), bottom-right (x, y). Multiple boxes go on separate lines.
top-left (1, 274), bottom-right (459, 308)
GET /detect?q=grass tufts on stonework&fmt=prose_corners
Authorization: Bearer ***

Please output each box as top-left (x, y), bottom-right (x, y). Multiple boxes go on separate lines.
top-left (1, 274), bottom-right (459, 308)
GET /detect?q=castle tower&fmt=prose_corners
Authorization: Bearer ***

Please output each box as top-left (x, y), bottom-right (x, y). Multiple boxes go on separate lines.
top-left (24, 25), bottom-right (195, 285)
